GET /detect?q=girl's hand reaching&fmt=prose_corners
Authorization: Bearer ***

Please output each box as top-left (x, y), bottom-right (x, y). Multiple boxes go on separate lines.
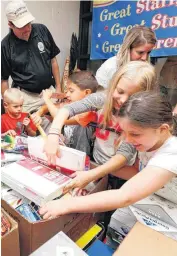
top-left (42, 89), bottom-right (53, 102)
top-left (39, 198), bottom-right (71, 219)
top-left (63, 171), bottom-right (93, 194)
top-left (43, 134), bottom-right (61, 166)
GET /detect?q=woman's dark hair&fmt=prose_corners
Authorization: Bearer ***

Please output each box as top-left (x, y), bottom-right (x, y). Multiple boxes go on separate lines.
top-left (118, 91), bottom-right (177, 136)
top-left (69, 71), bottom-right (98, 93)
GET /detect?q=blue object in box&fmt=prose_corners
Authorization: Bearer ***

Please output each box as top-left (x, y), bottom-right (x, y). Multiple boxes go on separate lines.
top-left (16, 203), bottom-right (41, 222)
top-left (86, 240), bottom-right (115, 256)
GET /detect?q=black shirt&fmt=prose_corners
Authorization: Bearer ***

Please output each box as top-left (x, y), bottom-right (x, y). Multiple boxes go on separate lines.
top-left (1, 23), bottom-right (60, 93)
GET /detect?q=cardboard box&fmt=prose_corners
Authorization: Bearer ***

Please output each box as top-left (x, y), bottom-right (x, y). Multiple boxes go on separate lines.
top-left (1, 208), bottom-right (20, 256)
top-left (2, 176), bottom-right (108, 256)
top-left (108, 194), bottom-right (177, 247)
top-left (113, 222), bottom-right (177, 256)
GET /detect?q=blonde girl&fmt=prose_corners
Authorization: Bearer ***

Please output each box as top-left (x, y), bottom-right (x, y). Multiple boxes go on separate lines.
top-left (96, 25), bottom-right (157, 88)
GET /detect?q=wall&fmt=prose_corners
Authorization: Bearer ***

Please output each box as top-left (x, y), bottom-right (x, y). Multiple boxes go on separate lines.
top-left (1, 0), bottom-right (80, 78)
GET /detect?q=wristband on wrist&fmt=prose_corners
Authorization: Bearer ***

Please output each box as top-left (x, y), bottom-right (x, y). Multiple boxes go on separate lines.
top-left (48, 132), bottom-right (60, 136)
top-left (48, 132), bottom-right (66, 146)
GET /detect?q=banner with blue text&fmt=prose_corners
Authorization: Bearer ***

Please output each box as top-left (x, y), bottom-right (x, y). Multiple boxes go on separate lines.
top-left (91, 0), bottom-right (177, 59)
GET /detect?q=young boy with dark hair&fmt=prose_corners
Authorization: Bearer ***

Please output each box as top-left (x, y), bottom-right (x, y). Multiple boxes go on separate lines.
top-left (32, 71), bottom-right (99, 157)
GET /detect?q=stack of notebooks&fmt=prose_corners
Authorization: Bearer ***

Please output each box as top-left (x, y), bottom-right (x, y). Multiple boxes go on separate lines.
top-left (1, 158), bottom-right (72, 206)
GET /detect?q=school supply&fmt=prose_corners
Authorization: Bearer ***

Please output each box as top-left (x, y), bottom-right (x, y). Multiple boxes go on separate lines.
top-left (16, 203), bottom-right (41, 222)
top-left (28, 136), bottom-right (86, 171)
top-left (29, 113), bottom-right (47, 138)
top-left (30, 231), bottom-right (88, 256)
top-left (2, 149), bottom-right (22, 154)
top-left (1, 158), bottom-right (72, 206)
top-left (76, 223), bottom-right (104, 250)
top-left (1, 141), bottom-right (11, 149)
top-left (2, 135), bottom-right (28, 151)
top-left (86, 240), bottom-right (114, 256)
top-left (1, 183), bottom-right (30, 209)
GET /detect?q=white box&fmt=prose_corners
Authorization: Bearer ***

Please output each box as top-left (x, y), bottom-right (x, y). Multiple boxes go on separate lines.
top-left (30, 231), bottom-right (88, 256)
top-left (28, 136), bottom-right (86, 171)
top-left (109, 194), bottom-right (177, 241)
top-left (155, 177), bottom-right (177, 204)
top-left (1, 158), bottom-right (71, 206)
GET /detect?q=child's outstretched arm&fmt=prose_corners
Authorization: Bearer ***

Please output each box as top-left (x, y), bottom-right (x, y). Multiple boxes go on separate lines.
top-left (63, 142), bottom-right (137, 193)
top-left (40, 166), bottom-right (175, 219)
top-left (41, 89), bottom-right (59, 118)
top-left (42, 99), bottom-right (58, 118)
top-left (38, 89), bottom-right (68, 119)
top-left (44, 92), bottom-right (105, 165)
top-left (63, 154), bottom-right (129, 194)
top-left (43, 107), bottom-right (70, 163)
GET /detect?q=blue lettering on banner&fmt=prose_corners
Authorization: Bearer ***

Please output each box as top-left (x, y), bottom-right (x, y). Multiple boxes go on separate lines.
top-left (91, 0), bottom-right (177, 59)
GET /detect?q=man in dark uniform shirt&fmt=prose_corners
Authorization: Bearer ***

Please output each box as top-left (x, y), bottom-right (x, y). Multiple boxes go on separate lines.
top-left (1, 1), bottom-right (61, 113)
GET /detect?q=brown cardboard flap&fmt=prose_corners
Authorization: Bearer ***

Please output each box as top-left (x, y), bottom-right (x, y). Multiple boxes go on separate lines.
top-left (1, 208), bottom-right (18, 235)
top-left (1, 208), bottom-right (20, 256)
top-left (113, 222), bottom-right (177, 256)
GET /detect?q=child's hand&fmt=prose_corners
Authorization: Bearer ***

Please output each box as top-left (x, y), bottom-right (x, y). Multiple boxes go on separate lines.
top-left (23, 117), bottom-right (30, 127)
top-left (30, 113), bottom-right (42, 127)
top-left (63, 171), bottom-right (92, 194)
top-left (42, 89), bottom-right (53, 102)
top-left (3, 130), bottom-right (16, 137)
top-left (43, 134), bottom-right (61, 166)
top-left (51, 92), bottom-right (66, 99)
top-left (39, 198), bottom-right (71, 219)
top-left (173, 104), bottom-right (177, 116)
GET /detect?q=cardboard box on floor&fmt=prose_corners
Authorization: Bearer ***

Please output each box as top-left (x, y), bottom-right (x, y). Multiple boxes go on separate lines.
top-left (2, 175), bottom-right (108, 256)
top-left (113, 222), bottom-right (177, 256)
top-left (1, 208), bottom-right (20, 256)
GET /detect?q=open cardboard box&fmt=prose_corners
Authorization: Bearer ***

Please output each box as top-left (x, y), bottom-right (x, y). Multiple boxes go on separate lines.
top-left (113, 222), bottom-right (177, 256)
top-left (1, 208), bottom-right (20, 256)
top-left (2, 175), bottom-right (108, 256)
